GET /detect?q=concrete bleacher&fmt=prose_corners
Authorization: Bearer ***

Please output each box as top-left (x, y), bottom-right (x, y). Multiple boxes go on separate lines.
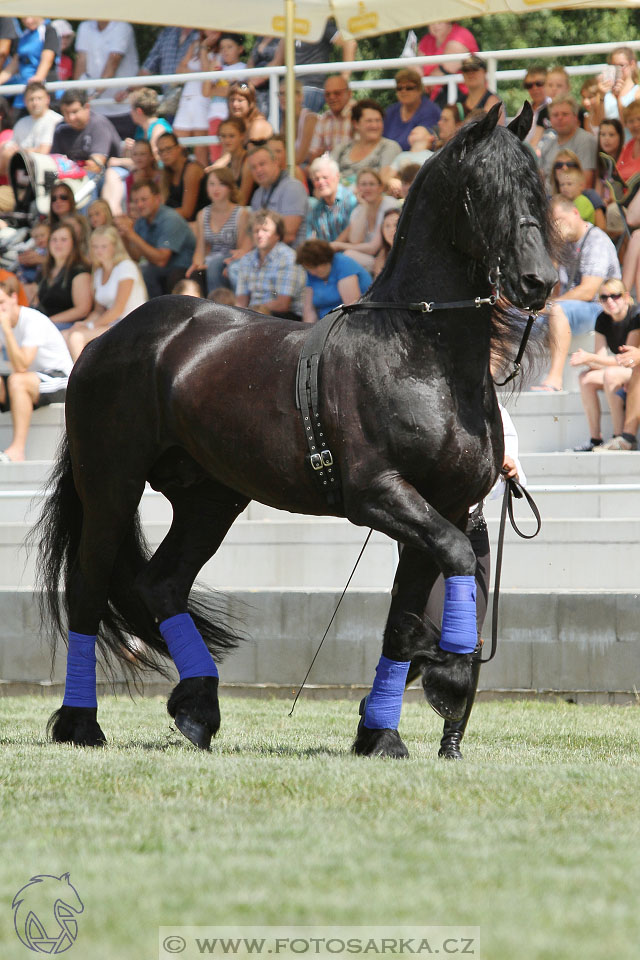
top-left (0, 393), bottom-right (638, 702)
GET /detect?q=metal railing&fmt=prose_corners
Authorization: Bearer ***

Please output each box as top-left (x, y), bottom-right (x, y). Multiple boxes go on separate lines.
top-left (0, 38), bottom-right (638, 135)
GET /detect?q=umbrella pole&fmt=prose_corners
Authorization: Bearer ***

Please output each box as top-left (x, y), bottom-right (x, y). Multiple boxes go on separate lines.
top-left (285, 0), bottom-right (296, 177)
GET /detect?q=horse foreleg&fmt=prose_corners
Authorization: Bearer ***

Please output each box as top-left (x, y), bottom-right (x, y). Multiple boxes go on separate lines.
top-left (350, 482), bottom-right (479, 757)
top-left (133, 480), bottom-right (248, 750)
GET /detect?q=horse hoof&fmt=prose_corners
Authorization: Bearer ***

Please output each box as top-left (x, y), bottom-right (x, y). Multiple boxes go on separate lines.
top-left (438, 731), bottom-right (463, 760)
top-left (47, 705), bottom-right (106, 747)
top-left (167, 676), bottom-right (220, 750)
top-left (175, 713), bottom-right (212, 750)
top-left (421, 651), bottom-right (473, 721)
top-left (352, 722), bottom-right (409, 759)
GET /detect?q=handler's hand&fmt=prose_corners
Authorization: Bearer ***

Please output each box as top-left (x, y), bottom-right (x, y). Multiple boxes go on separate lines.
top-left (501, 455), bottom-right (519, 481)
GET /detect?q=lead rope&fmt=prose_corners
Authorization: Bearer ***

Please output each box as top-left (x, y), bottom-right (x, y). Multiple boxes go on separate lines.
top-left (478, 476), bottom-right (541, 664)
top-left (289, 529), bottom-right (372, 717)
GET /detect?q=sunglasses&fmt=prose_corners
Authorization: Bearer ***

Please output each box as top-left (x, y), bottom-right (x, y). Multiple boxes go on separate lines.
top-left (396, 84), bottom-right (419, 91)
top-left (524, 80), bottom-right (545, 89)
top-left (554, 161), bottom-right (580, 170)
top-left (599, 292), bottom-right (623, 302)
top-left (51, 193), bottom-right (71, 201)
top-left (230, 82), bottom-right (250, 92)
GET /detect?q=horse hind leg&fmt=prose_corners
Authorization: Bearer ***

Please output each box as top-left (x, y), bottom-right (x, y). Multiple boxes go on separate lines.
top-left (47, 474), bottom-right (148, 748)
top-left (133, 476), bottom-right (249, 750)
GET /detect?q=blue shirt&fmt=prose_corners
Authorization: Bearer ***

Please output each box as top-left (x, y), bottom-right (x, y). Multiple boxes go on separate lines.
top-left (383, 98), bottom-right (441, 152)
top-left (306, 253), bottom-right (372, 318)
top-left (134, 205), bottom-right (195, 271)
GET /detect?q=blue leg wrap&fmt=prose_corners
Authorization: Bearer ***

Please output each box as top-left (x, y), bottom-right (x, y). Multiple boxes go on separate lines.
top-left (63, 632), bottom-right (98, 708)
top-left (439, 576), bottom-right (478, 654)
top-left (159, 613), bottom-right (219, 681)
top-left (363, 655), bottom-right (410, 730)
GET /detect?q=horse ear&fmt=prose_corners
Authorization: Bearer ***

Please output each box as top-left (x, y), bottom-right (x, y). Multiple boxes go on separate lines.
top-left (507, 102), bottom-right (533, 141)
top-left (456, 102), bottom-right (501, 152)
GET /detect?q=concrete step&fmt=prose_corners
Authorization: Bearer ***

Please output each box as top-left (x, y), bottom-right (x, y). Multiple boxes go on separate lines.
top-left (10, 514), bottom-right (640, 590)
top-left (0, 404), bottom-right (64, 461)
top-left (497, 389), bottom-right (615, 454)
top-left (1, 587), bottom-right (637, 699)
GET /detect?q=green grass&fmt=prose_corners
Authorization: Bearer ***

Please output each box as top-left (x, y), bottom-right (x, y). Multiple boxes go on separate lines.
top-left (0, 695), bottom-right (638, 960)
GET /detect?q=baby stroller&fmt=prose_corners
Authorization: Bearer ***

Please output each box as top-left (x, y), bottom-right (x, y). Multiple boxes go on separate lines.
top-left (8, 149), bottom-right (96, 220)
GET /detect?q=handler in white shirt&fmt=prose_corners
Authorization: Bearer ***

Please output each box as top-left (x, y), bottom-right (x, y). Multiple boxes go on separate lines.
top-left (0, 274), bottom-right (72, 462)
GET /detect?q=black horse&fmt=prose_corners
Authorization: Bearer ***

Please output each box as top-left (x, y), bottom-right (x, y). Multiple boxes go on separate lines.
top-left (35, 104), bottom-right (556, 757)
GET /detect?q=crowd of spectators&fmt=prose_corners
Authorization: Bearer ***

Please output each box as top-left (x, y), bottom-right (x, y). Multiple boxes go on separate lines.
top-left (1, 19), bottom-right (640, 458)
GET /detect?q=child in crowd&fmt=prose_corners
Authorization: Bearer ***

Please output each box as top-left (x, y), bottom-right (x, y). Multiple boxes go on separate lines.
top-left (172, 278), bottom-right (204, 297)
top-left (398, 162), bottom-right (421, 199)
top-left (558, 167), bottom-right (606, 230)
top-left (208, 287), bottom-right (236, 305)
top-left (386, 126), bottom-right (433, 198)
top-left (15, 221), bottom-right (49, 291)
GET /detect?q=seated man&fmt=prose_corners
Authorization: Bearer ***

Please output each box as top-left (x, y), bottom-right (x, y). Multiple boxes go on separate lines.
top-left (234, 209), bottom-right (306, 321)
top-left (599, 339), bottom-right (640, 450)
top-left (540, 95), bottom-right (597, 191)
top-left (536, 195), bottom-right (621, 392)
top-left (115, 178), bottom-right (196, 298)
top-left (307, 75), bottom-right (355, 164)
top-left (248, 144), bottom-right (308, 248)
top-left (51, 89), bottom-right (127, 206)
top-left (0, 274), bottom-right (72, 463)
top-left (307, 155), bottom-right (358, 242)
top-left (0, 81), bottom-right (62, 175)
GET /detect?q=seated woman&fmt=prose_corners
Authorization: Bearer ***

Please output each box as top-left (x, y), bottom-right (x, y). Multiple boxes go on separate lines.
top-left (372, 207), bottom-right (401, 279)
top-left (227, 80), bottom-right (273, 146)
top-left (331, 99), bottom-right (401, 189)
top-left (617, 100), bottom-right (640, 183)
top-left (157, 132), bottom-right (208, 223)
top-left (297, 239), bottom-right (371, 322)
top-left (186, 167), bottom-right (252, 294)
top-left (33, 222), bottom-right (92, 331)
top-left (460, 56), bottom-right (505, 123)
top-left (88, 199), bottom-right (113, 232)
top-left (383, 68), bottom-right (440, 152)
top-left (570, 279), bottom-right (640, 450)
top-left (66, 225), bottom-right (147, 361)
top-left (19, 182), bottom-right (82, 275)
top-left (434, 103), bottom-right (463, 150)
top-left (331, 168), bottom-right (399, 272)
top-left (209, 117), bottom-right (253, 205)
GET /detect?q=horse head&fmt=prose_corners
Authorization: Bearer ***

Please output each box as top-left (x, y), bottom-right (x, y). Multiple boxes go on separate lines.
top-left (446, 102), bottom-right (557, 311)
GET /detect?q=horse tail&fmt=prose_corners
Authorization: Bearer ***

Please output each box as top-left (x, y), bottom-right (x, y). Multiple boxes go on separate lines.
top-left (33, 437), bottom-right (243, 683)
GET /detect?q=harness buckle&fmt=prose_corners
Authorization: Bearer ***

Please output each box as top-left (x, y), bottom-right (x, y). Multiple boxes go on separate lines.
top-left (321, 449), bottom-right (333, 467)
top-left (310, 453), bottom-right (323, 470)
top-left (420, 301), bottom-right (434, 313)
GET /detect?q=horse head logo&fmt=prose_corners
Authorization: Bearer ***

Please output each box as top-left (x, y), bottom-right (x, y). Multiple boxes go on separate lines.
top-left (12, 873), bottom-right (84, 954)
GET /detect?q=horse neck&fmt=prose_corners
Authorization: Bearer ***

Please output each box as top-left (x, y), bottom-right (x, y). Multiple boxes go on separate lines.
top-left (367, 197), bottom-right (494, 380)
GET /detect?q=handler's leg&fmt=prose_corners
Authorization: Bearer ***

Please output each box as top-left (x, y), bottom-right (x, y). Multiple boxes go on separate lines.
top-left (3, 371), bottom-right (40, 461)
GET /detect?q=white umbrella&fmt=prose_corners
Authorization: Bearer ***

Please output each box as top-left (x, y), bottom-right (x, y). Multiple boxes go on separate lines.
top-left (0, 0), bottom-right (635, 166)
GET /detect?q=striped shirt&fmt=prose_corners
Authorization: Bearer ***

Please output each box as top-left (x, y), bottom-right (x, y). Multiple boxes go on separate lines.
top-left (308, 100), bottom-right (355, 158)
top-left (235, 243), bottom-right (306, 315)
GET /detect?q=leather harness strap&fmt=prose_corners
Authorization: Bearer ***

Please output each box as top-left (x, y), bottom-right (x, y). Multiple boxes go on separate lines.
top-left (295, 309), bottom-right (346, 510)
